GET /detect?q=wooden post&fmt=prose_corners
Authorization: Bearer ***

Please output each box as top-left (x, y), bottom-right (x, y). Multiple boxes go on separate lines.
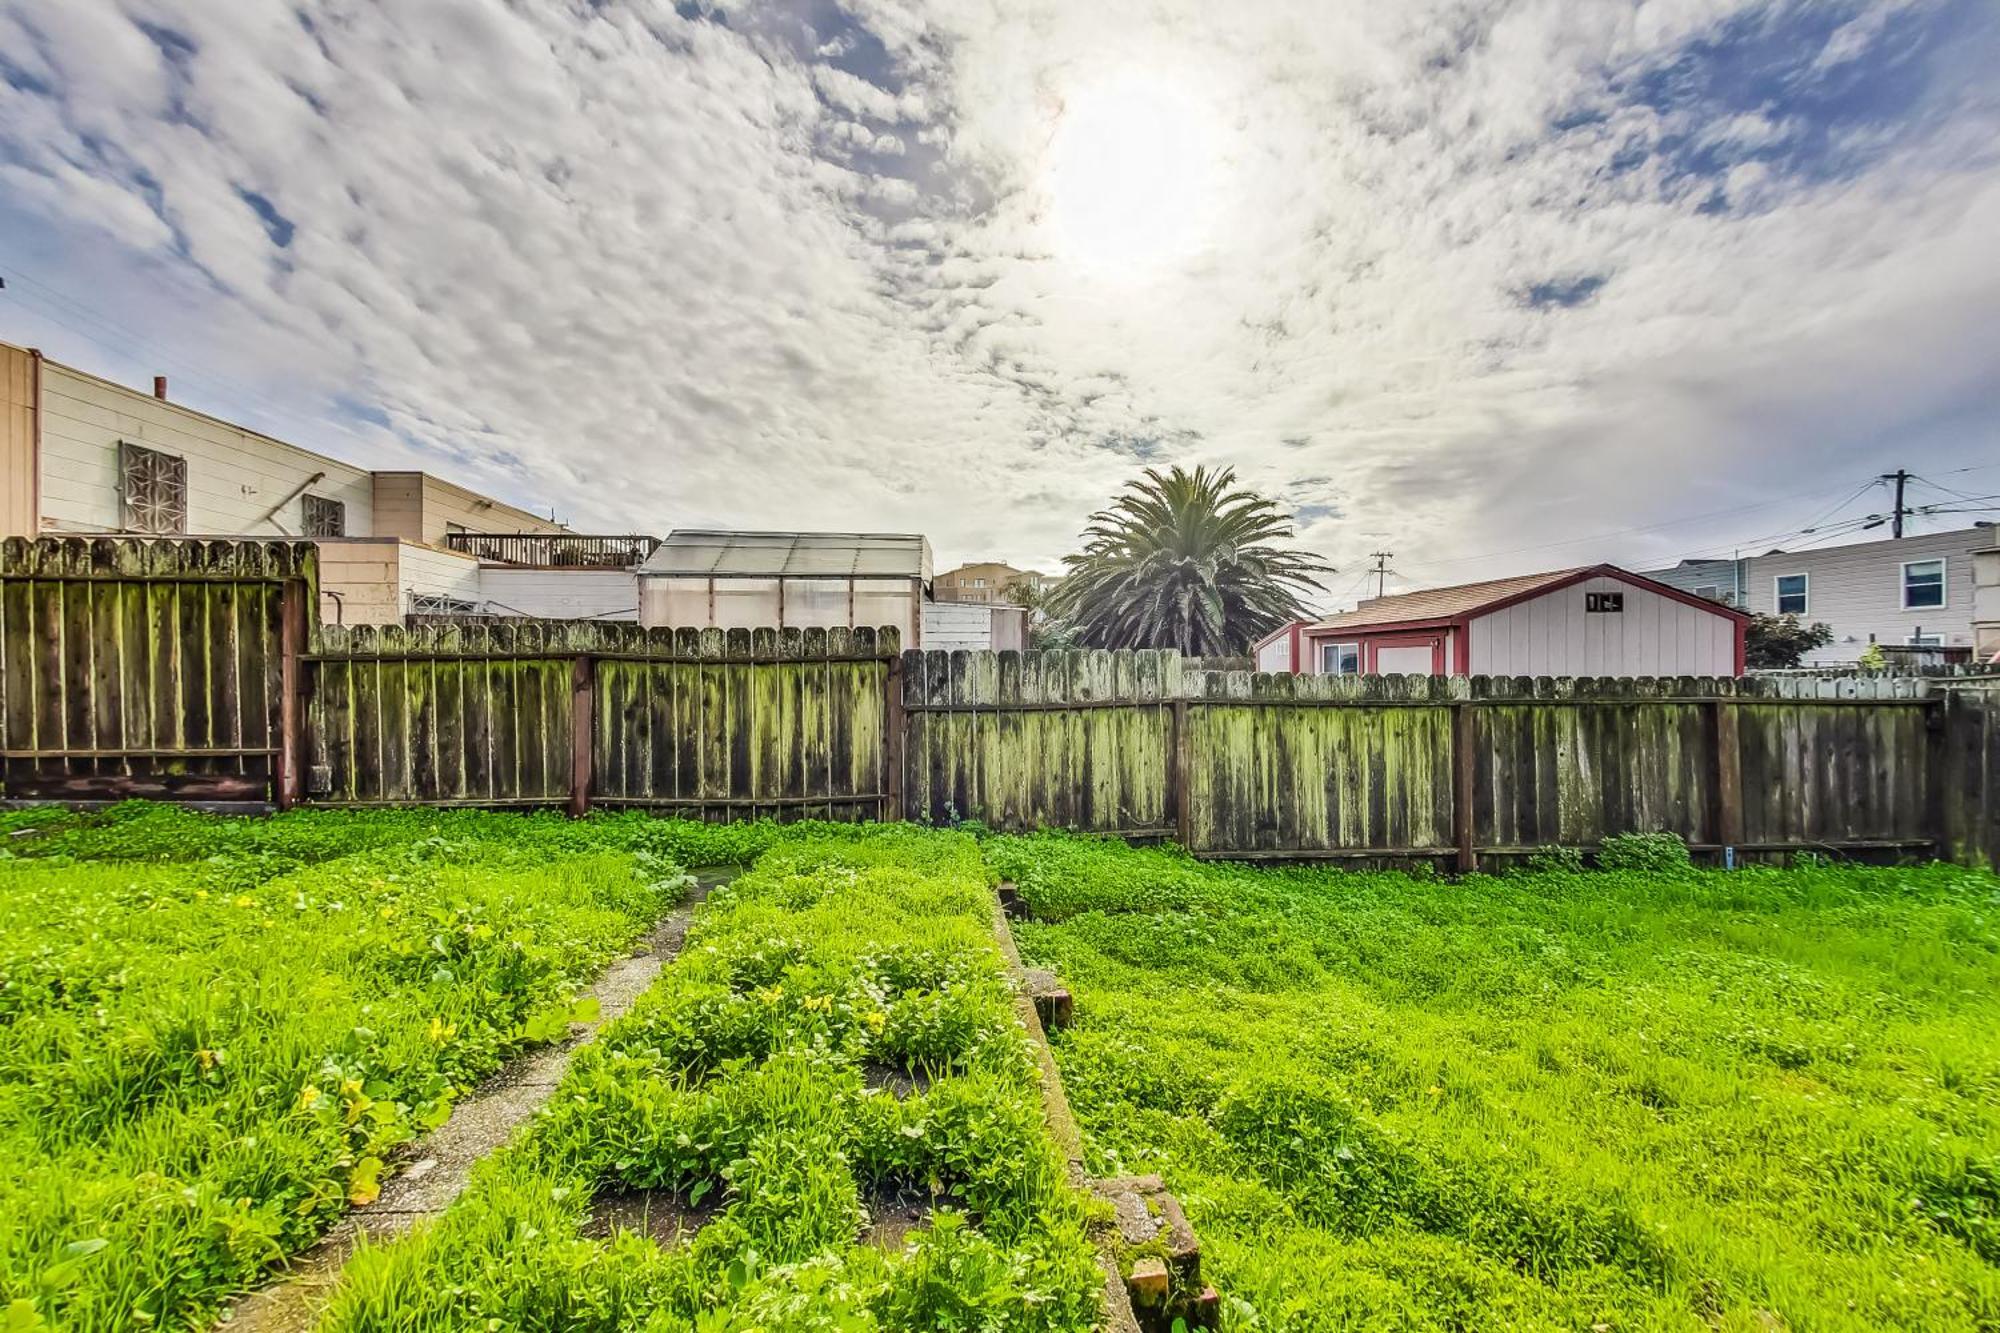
top-left (569, 653), bottom-right (594, 818)
top-left (1452, 701), bottom-right (1477, 874)
top-left (1711, 698), bottom-right (1743, 855)
top-left (276, 577), bottom-right (307, 810)
top-left (1172, 698), bottom-right (1192, 849)
top-left (883, 650), bottom-right (905, 823)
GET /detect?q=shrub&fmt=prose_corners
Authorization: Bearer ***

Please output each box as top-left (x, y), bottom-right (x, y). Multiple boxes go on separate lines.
top-left (1596, 831), bottom-right (1693, 875)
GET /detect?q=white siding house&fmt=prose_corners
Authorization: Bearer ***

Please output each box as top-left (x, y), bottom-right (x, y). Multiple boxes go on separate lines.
top-left (1743, 526), bottom-right (1993, 664)
top-left (34, 357), bottom-right (376, 538)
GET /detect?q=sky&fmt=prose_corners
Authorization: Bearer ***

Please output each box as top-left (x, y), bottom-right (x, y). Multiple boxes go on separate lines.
top-left (2, 0), bottom-right (1997, 611)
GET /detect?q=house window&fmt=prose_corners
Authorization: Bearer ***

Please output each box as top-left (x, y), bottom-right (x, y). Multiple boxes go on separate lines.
top-left (1901, 559), bottom-right (1945, 610)
top-left (119, 441), bottom-right (187, 534)
top-left (1693, 584), bottom-right (1720, 601)
top-left (1320, 642), bottom-right (1361, 675)
top-left (1586, 592), bottom-right (1624, 613)
top-left (302, 494), bottom-right (346, 538)
top-left (1775, 573), bottom-right (1808, 616)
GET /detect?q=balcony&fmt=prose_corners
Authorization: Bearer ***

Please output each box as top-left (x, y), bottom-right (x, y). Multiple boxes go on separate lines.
top-left (443, 532), bottom-right (661, 569)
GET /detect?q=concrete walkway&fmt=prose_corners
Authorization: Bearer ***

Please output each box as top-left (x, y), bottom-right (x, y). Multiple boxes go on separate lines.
top-left (221, 870), bottom-right (729, 1331)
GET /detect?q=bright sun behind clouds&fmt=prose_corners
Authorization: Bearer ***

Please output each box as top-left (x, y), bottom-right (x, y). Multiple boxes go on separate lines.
top-left (1044, 70), bottom-right (1229, 279)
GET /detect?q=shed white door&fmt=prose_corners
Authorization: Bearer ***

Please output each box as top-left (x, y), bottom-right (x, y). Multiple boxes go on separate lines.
top-left (1374, 645), bottom-right (1435, 674)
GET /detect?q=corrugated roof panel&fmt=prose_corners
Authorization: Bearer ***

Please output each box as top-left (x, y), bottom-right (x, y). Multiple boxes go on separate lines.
top-left (639, 531), bottom-right (931, 579)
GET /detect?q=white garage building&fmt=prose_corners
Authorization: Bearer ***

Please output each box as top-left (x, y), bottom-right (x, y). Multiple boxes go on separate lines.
top-left (1256, 564), bottom-right (1748, 678)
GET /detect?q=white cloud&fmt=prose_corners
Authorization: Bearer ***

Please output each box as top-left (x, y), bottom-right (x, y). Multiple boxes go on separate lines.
top-left (0, 0), bottom-right (1994, 607)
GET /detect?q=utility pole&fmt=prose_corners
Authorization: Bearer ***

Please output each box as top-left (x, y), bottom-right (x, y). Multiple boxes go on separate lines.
top-left (1880, 469), bottom-right (1911, 539)
top-left (1368, 551), bottom-right (1392, 599)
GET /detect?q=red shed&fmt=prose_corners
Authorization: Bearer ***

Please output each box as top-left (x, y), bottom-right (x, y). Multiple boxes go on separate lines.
top-left (1255, 564), bottom-right (1747, 678)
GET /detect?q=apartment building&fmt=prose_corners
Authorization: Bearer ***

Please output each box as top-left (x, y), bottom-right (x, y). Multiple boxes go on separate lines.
top-left (0, 340), bottom-right (647, 623)
top-left (933, 560), bottom-right (1046, 605)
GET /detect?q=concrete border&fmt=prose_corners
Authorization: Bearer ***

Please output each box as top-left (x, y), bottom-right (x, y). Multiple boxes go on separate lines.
top-left (991, 890), bottom-right (1143, 1333)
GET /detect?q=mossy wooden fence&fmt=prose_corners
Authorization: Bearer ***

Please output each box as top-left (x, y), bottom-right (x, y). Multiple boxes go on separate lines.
top-left (3, 538), bottom-right (1995, 869)
top-left (896, 651), bottom-right (1963, 866)
top-left (307, 623), bottom-right (893, 818)
top-left (0, 537), bottom-right (310, 804)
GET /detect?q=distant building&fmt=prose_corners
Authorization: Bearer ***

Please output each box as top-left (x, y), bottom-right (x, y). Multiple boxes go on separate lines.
top-left (637, 531), bottom-right (933, 644)
top-left (1256, 564), bottom-right (1746, 678)
top-left (1646, 525), bottom-right (1997, 665)
top-left (0, 339), bottom-right (650, 625)
top-left (934, 561), bottom-right (1046, 605)
top-left (1642, 557), bottom-right (1745, 607)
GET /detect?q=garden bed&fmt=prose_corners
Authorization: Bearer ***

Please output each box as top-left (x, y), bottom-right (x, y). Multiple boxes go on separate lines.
top-left (320, 826), bottom-right (1103, 1331)
top-left (993, 833), bottom-right (2000, 1331)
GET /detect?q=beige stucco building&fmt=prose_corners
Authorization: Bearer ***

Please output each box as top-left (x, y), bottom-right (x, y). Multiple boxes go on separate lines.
top-left (933, 560), bottom-right (1046, 605)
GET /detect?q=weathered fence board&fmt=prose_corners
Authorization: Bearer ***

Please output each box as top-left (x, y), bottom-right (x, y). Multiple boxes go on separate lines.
top-left (898, 649), bottom-right (1178, 835)
top-left (305, 622), bottom-right (893, 817)
top-left (0, 538), bottom-right (312, 803)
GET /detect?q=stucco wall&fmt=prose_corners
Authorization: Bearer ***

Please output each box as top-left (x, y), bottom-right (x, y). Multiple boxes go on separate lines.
top-left (369, 472), bottom-right (561, 546)
top-left (0, 344), bottom-right (35, 538)
top-left (1469, 575), bottom-right (1738, 676)
top-left (316, 538), bottom-right (404, 626)
top-left (479, 568), bottom-right (639, 621)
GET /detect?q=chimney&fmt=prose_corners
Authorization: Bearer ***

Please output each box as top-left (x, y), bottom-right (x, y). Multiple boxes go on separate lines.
top-left (153, 376), bottom-right (167, 400)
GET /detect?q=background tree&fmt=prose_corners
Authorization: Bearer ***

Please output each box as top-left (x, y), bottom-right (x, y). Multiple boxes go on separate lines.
top-left (1744, 613), bottom-right (1834, 669)
top-left (1049, 465), bottom-right (1331, 654)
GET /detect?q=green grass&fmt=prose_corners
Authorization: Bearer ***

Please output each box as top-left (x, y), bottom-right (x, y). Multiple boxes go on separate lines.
top-left (0, 804), bottom-right (704, 1331)
top-left (324, 826), bottom-right (1102, 1332)
top-left (992, 834), bottom-right (2000, 1331)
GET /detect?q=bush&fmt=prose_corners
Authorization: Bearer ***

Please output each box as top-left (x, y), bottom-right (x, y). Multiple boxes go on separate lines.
top-left (1596, 831), bottom-right (1693, 875)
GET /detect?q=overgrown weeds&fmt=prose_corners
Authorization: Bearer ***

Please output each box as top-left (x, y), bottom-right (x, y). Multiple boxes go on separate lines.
top-left (323, 827), bottom-right (1101, 1332)
top-left (0, 804), bottom-right (688, 1331)
top-left (995, 833), bottom-right (2000, 1331)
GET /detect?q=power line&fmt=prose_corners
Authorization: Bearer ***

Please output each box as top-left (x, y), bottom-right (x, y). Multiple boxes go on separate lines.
top-left (0, 262), bottom-right (381, 459)
top-left (1405, 482), bottom-right (1871, 572)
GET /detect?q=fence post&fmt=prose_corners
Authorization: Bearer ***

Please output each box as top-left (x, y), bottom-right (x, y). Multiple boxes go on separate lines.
top-left (1452, 700), bottom-right (1477, 874)
top-left (1172, 698), bottom-right (1192, 849)
top-left (1710, 698), bottom-right (1743, 857)
top-left (884, 651), bottom-right (905, 823)
top-left (569, 654), bottom-right (594, 818)
top-left (276, 577), bottom-right (308, 811)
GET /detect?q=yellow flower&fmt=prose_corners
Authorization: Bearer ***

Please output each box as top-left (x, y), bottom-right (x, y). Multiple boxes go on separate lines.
top-left (865, 1010), bottom-right (887, 1033)
top-left (296, 1084), bottom-right (322, 1111)
top-left (427, 1016), bottom-right (457, 1045)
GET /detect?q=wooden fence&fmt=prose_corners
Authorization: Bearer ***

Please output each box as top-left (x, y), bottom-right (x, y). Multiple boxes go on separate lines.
top-left (2, 538), bottom-right (1995, 870)
top-left (0, 537), bottom-right (309, 804)
top-left (308, 622), bottom-right (890, 819)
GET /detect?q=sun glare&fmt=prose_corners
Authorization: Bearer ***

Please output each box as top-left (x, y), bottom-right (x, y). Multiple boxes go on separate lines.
top-left (1044, 71), bottom-right (1225, 278)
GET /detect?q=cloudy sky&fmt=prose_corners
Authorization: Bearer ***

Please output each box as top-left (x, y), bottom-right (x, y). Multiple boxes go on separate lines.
top-left (3, 0), bottom-right (1997, 608)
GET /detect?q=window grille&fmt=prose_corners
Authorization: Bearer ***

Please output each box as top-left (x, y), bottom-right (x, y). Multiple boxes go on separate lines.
top-left (119, 441), bottom-right (187, 534)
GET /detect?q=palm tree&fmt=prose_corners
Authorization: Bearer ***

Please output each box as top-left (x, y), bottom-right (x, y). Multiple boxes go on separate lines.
top-left (1049, 465), bottom-right (1331, 654)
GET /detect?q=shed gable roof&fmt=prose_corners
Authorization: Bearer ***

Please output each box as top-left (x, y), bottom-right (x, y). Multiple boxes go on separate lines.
top-left (1304, 563), bottom-right (1747, 634)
